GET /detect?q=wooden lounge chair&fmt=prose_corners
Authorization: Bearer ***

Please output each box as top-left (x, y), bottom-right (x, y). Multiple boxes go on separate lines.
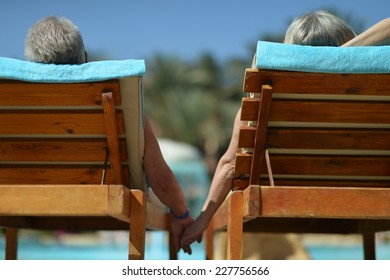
top-left (205, 42), bottom-right (390, 260)
top-left (0, 58), bottom-right (174, 260)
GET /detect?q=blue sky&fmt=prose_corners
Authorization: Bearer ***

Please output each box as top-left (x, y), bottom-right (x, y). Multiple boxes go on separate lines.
top-left (1, 0), bottom-right (389, 61)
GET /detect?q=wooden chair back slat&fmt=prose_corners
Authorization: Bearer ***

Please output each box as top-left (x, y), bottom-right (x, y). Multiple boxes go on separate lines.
top-left (235, 154), bottom-right (389, 177)
top-left (234, 153), bottom-right (252, 174)
top-left (258, 178), bottom-right (390, 188)
top-left (0, 111), bottom-right (124, 135)
top-left (0, 80), bottom-right (121, 106)
top-left (237, 126), bottom-right (256, 148)
top-left (240, 127), bottom-right (390, 150)
top-left (0, 165), bottom-right (130, 185)
top-left (245, 69), bottom-right (390, 96)
top-left (240, 98), bottom-right (260, 121)
top-left (240, 98), bottom-right (390, 124)
top-left (269, 100), bottom-right (390, 124)
top-left (269, 155), bottom-right (390, 177)
top-left (266, 128), bottom-right (390, 150)
top-left (0, 138), bottom-right (127, 162)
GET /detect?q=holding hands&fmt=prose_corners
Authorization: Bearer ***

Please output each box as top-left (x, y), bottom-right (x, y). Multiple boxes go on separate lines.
top-left (172, 211), bottom-right (211, 255)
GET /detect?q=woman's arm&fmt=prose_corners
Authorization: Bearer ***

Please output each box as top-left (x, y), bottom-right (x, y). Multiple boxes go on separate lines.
top-left (342, 18), bottom-right (390, 46)
top-left (180, 109), bottom-right (243, 252)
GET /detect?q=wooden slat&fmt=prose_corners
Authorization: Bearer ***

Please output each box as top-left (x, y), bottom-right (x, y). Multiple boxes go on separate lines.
top-left (236, 153), bottom-right (390, 177)
top-left (0, 80), bottom-right (121, 106)
top-left (0, 185), bottom-right (109, 216)
top-left (0, 110), bottom-right (124, 135)
top-left (267, 128), bottom-right (390, 150)
top-left (0, 138), bottom-right (127, 162)
top-left (244, 69), bottom-right (390, 96)
top-left (269, 100), bottom-right (390, 124)
top-left (258, 178), bottom-right (390, 188)
top-left (238, 126), bottom-right (256, 148)
top-left (236, 177), bottom-right (390, 189)
top-left (240, 98), bottom-right (260, 121)
top-left (269, 154), bottom-right (390, 177)
top-left (234, 153), bottom-right (253, 174)
top-left (258, 186), bottom-right (390, 218)
top-left (0, 165), bottom-right (130, 186)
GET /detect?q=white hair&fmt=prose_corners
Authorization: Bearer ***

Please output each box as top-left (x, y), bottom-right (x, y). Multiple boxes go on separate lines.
top-left (25, 16), bottom-right (86, 64)
top-left (284, 10), bottom-right (356, 46)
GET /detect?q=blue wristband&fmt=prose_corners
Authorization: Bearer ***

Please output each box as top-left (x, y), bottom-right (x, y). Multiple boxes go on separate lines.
top-left (171, 209), bottom-right (190, 219)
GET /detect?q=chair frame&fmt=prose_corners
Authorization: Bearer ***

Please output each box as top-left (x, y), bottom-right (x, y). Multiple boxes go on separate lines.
top-left (205, 68), bottom-right (390, 260)
top-left (0, 79), bottom-right (174, 260)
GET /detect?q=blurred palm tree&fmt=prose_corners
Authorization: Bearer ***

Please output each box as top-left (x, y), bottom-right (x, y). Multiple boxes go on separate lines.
top-left (144, 53), bottom-right (248, 171)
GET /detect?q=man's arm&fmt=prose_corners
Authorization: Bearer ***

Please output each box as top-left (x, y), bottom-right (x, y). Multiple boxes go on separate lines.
top-left (143, 116), bottom-right (193, 251)
top-left (343, 18), bottom-right (390, 46)
top-left (143, 116), bottom-right (188, 215)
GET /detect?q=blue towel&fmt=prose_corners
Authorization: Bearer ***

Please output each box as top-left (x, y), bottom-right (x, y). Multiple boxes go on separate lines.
top-left (0, 57), bottom-right (145, 83)
top-left (256, 41), bottom-right (390, 73)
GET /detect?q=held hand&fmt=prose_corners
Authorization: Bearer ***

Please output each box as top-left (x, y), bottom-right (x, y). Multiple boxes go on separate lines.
top-left (170, 213), bottom-right (194, 254)
top-left (180, 217), bottom-right (207, 254)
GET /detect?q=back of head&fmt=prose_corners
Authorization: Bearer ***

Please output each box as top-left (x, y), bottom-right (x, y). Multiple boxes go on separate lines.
top-left (25, 16), bottom-right (86, 64)
top-left (284, 10), bottom-right (356, 46)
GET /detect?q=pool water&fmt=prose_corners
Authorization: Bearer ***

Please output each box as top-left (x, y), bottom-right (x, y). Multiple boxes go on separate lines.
top-left (307, 243), bottom-right (390, 260)
top-left (0, 232), bottom-right (204, 260)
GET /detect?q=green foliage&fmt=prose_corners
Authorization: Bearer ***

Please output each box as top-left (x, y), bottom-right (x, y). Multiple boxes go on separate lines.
top-left (144, 53), bottom-right (249, 158)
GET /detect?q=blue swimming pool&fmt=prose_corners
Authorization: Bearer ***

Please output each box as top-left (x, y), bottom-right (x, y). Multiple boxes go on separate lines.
top-left (0, 232), bottom-right (204, 260)
top-left (307, 243), bottom-right (390, 260)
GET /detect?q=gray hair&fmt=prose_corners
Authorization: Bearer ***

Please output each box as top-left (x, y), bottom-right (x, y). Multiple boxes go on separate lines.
top-left (284, 10), bottom-right (356, 46)
top-left (25, 16), bottom-right (86, 64)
